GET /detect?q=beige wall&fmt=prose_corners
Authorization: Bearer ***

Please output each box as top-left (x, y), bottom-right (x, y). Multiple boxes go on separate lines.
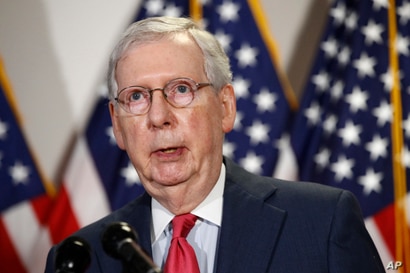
top-left (0, 0), bottom-right (330, 181)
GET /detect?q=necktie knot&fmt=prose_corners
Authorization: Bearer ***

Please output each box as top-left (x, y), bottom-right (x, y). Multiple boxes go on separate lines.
top-left (171, 213), bottom-right (198, 239)
top-left (164, 213), bottom-right (200, 273)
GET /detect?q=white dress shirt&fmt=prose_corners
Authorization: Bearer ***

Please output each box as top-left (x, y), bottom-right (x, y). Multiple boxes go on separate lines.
top-left (151, 164), bottom-right (225, 273)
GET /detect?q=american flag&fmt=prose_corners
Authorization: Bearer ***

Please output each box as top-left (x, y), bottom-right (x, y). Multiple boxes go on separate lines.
top-left (290, 0), bottom-right (410, 269)
top-left (0, 57), bottom-right (55, 273)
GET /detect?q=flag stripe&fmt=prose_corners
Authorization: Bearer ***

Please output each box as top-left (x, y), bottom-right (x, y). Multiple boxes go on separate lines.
top-left (0, 219), bottom-right (27, 273)
top-left (2, 201), bottom-right (52, 273)
top-left (64, 137), bottom-right (111, 227)
top-left (31, 194), bottom-right (53, 225)
top-left (365, 217), bottom-right (393, 266)
top-left (47, 186), bottom-right (80, 244)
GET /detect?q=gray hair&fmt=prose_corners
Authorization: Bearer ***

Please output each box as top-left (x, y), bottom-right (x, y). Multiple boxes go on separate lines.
top-left (107, 16), bottom-right (232, 100)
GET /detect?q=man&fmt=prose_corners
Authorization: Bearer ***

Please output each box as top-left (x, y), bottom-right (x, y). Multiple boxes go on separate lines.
top-left (45, 17), bottom-right (384, 273)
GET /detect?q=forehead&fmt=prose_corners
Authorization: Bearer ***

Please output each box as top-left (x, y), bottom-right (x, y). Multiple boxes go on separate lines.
top-left (115, 33), bottom-right (206, 86)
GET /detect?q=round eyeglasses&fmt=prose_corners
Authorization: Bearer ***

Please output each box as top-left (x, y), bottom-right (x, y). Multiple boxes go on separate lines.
top-left (114, 77), bottom-right (213, 115)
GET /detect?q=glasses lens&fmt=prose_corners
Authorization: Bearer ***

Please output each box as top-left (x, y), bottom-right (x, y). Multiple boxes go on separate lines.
top-left (118, 87), bottom-right (150, 114)
top-left (165, 79), bottom-right (195, 107)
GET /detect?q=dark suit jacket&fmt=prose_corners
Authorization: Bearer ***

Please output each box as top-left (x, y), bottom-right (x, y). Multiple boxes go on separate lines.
top-left (45, 157), bottom-right (384, 272)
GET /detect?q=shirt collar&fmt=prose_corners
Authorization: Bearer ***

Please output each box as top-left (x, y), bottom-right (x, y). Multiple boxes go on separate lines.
top-left (151, 163), bottom-right (225, 243)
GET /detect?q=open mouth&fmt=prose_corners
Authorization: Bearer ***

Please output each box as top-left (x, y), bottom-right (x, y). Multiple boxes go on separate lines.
top-left (161, 148), bottom-right (178, 153)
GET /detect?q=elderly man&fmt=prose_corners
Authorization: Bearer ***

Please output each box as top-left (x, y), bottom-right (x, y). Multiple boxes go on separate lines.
top-left (45, 16), bottom-right (384, 273)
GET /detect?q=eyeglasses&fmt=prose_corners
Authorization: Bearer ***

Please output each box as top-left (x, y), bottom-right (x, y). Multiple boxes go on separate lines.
top-left (114, 77), bottom-right (213, 115)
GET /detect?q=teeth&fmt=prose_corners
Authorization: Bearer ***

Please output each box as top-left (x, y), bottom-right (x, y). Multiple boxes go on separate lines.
top-left (163, 148), bottom-right (177, 153)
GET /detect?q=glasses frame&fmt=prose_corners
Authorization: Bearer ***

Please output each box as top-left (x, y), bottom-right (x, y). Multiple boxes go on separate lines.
top-left (114, 77), bottom-right (213, 115)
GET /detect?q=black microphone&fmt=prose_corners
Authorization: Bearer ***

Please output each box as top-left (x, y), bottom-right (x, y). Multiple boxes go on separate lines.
top-left (54, 236), bottom-right (91, 273)
top-left (101, 222), bottom-right (162, 273)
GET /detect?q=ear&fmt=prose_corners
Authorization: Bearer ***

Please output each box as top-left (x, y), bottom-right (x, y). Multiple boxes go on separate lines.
top-left (108, 101), bottom-right (126, 150)
top-left (219, 84), bottom-right (236, 133)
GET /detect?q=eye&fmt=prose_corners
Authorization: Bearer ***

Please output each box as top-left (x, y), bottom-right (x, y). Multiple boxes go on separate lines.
top-left (174, 84), bottom-right (191, 94)
top-left (122, 88), bottom-right (148, 103)
top-left (129, 91), bottom-right (144, 101)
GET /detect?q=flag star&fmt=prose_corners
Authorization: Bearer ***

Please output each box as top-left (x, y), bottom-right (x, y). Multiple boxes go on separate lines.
top-left (353, 53), bottom-right (377, 78)
top-left (217, 1), bottom-right (240, 22)
top-left (144, 0), bottom-right (164, 15)
top-left (253, 88), bottom-right (277, 112)
top-left (323, 114), bottom-right (338, 135)
top-left (214, 30), bottom-right (232, 53)
top-left (232, 76), bottom-right (251, 99)
top-left (345, 11), bottom-right (358, 31)
top-left (330, 155), bottom-right (355, 182)
top-left (365, 134), bottom-right (388, 161)
top-left (0, 120), bottom-right (8, 140)
top-left (233, 111), bottom-right (244, 130)
top-left (314, 148), bottom-right (331, 170)
top-left (330, 80), bottom-right (344, 101)
top-left (120, 162), bottom-right (140, 186)
top-left (397, 2), bottom-right (410, 25)
top-left (337, 46), bottom-right (351, 66)
top-left (403, 114), bottom-right (410, 138)
top-left (235, 44), bottom-right (258, 68)
top-left (380, 68), bottom-right (402, 92)
top-left (372, 100), bottom-right (392, 127)
top-left (223, 141), bottom-right (236, 158)
top-left (9, 161), bottom-right (30, 185)
top-left (312, 70), bottom-right (330, 92)
top-left (245, 120), bottom-right (270, 145)
top-left (304, 102), bottom-right (322, 126)
top-left (372, 0), bottom-right (389, 10)
top-left (163, 3), bottom-right (183, 17)
top-left (330, 1), bottom-right (346, 25)
top-left (361, 20), bottom-right (384, 45)
top-left (239, 152), bottom-right (264, 175)
top-left (106, 126), bottom-right (117, 145)
top-left (401, 146), bottom-right (410, 168)
top-left (380, 68), bottom-right (393, 92)
top-left (345, 86), bottom-right (369, 113)
top-left (358, 168), bottom-right (383, 195)
top-left (321, 37), bottom-right (339, 58)
top-left (396, 34), bottom-right (410, 56)
top-left (338, 120), bottom-right (362, 146)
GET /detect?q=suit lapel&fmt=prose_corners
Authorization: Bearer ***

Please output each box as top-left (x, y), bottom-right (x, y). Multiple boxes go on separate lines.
top-left (97, 193), bottom-right (153, 273)
top-left (126, 193), bottom-right (153, 256)
top-left (215, 159), bottom-right (286, 273)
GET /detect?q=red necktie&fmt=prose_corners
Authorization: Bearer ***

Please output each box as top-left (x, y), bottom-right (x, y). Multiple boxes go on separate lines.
top-left (164, 213), bottom-right (200, 273)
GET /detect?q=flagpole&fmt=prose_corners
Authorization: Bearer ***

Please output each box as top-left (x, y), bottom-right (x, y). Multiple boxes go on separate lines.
top-left (387, 0), bottom-right (410, 271)
top-left (189, 0), bottom-right (202, 22)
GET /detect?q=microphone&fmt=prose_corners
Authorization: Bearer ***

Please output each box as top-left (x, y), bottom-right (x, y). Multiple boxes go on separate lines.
top-left (54, 236), bottom-right (91, 273)
top-left (101, 222), bottom-right (162, 273)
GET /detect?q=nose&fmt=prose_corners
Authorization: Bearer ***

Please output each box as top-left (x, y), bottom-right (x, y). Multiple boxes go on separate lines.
top-left (147, 90), bottom-right (173, 128)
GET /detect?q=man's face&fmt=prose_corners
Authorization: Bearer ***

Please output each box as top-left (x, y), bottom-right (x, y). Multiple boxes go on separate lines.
top-left (109, 33), bottom-right (236, 201)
